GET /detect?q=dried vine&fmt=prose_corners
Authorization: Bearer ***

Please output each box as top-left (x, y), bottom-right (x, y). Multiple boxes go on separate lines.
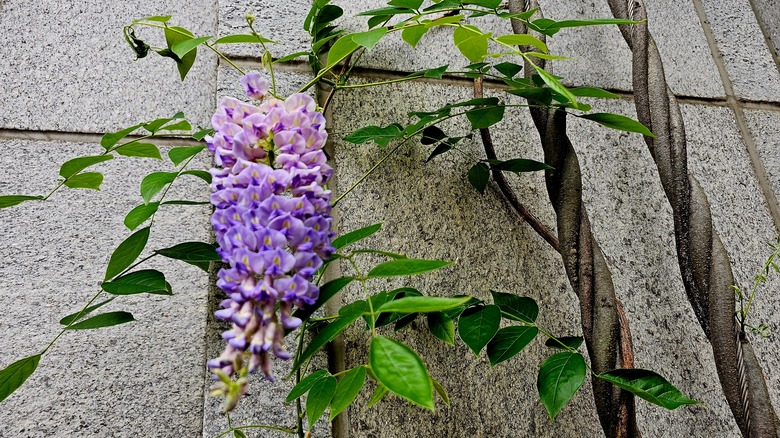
top-left (501, 2), bottom-right (640, 436)
top-left (605, 0), bottom-right (778, 436)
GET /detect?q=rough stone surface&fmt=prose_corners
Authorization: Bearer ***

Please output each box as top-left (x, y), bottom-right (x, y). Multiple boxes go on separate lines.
top-left (0, 0), bottom-right (217, 133)
top-left (217, 0), bottom-right (311, 60)
top-left (0, 139), bottom-right (212, 436)
top-left (751, 0), bottom-right (780, 62)
top-left (700, 0), bottom-right (780, 101)
top-left (744, 109), bottom-right (780, 201)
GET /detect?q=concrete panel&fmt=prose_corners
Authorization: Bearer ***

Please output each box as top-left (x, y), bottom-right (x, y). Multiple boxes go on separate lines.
top-left (0, 0), bottom-right (217, 133)
top-left (217, 0), bottom-right (312, 60)
top-left (700, 0), bottom-right (780, 101)
top-left (751, 0), bottom-right (780, 63)
top-left (0, 139), bottom-right (212, 436)
top-left (744, 109), bottom-right (780, 202)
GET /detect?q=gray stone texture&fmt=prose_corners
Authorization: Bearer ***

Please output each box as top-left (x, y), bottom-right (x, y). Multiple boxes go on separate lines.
top-left (217, 0), bottom-right (312, 60)
top-left (751, 0), bottom-right (780, 63)
top-left (700, 0), bottom-right (780, 101)
top-left (0, 139), bottom-right (212, 436)
top-left (0, 0), bottom-right (218, 133)
top-left (745, 109), bottom-right (780, 201)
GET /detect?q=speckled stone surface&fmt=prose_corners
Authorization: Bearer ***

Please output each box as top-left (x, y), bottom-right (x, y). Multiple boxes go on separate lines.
top-left (744, 109), bottom-right (780, 203)
top-left (0, 139), bottom-right (212, 437)
top-left (216, 0), bottom-right (311, 60)
top-left (0, 0), bottom-right (218, 133)
top-left (751, 0), bottom-right (780, 62)
top-left (700, 0), bottom-right (780, 101)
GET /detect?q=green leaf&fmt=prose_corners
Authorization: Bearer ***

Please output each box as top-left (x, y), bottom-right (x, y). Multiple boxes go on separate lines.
top-left (495, 33), bottom-right (547, 52)
top-left (293, 308), bottom-right (365, 372)
top-left (427, 312), bottom-right (455, 345)
top-left (104, 227), bottom-right (150, 280)
top-left (64, 172), bottom-right (103, 190)
top-left (66, 311), bottom-right (135, 330)
top-left (426, 143), bottom-right (452, 162)
top-left (493, 61), bottom-right (522, 78)
top-left (212, 34), bottom-right (275, 45)
top-left (453, 25), bottom-right (488, 63)
top-left (101, 123), bottom-right (143, 150)
top-left (467, 162), bottom-right (490, 194)
top-left (59, 155), bottom-right (113, 178)
top-left (138, 15), bottom-right (171, 23)
top-left (101, 269), bottom-right (172, 295)
top-left (420, 126), bottom-right (446, 145)
top-left (124, 202), bottom-right (159, 230)
top-left (343, 124), bottom-right (403, 147)
top-left (463, 0), bottom-right (502, 7)
top-left (168, 146), bottom-right (205, 166)
top-left (537, 352), bottom-right (587, 419)
top-left (545, 336), bottom-right (584, 350)
top-left (457, 305), bottom-right (501, 355)
top-left (164, 26), bottom-right (197, 81)
top-left (286, 370), bottom-right (330, 402)
top-left (356, 6), bottom-right (412, 17)
top-left (292, 277), bottom-right (354, 323)
top-left (329, 366), bottom-right (367, 420)
top-left (159, 120), bottom-right (192, 132)
top-left (370, 336), bottom-right (433, 410)
top-left (367, 384), bottom-right (389, 408)
top-left (155, 241), bottom-right (220, 272)
top-left (402, 25), bottom-right (428, 48)
top-left (376, 296), bottom-right (471, 314)
top-left (366, 258), bottom-right (451, 278)
top-left (465, 105), bottom-right (505, 129)
top-left (423, 65), bottom-right (448, 78)
top-left (532, 64), bottom-right (578, 108)
top-left (0, 355), bottom-right (41, 403)
top-left (352, 27), bottom-right (387, 51)
top-left (161, 200), bottom-right (209, 206)
top-left (115, 142), bottom-right (161, 159)
top-left (143, 112), bottom-right (183, 133)
top-left (0, 195), bottom-right (44, 209)
top-left (233, 430), bottom-right (247, 438)
top-left (171, 36), bottom-right (212, 59)
top-left (491, 291), bottom-right (538, 323)
top-left (569, 87), bottom-right (620, 99)
top-left (490, 158), bottom-right (552, 173)
top-left (332, 223), bottom-right (382, 249)
top-left (306, 375), bottom-right (337, 430)
top-left (579, 113), bottom-right (655, 137)
top-left (325, 34), bottom-right (360, 69)
top-left (192, 128), bottom-right (214, 141)
top-left (532, 18), bottom-right (639, 36)
top-left (487, 326), bottom-right (538, 366)
top-left (59, 297), bottom-right (115, 325)
top-left (432, 378), bottom-right (450, 406)
top-left (274, 51), bottom-right (310, 63)
top-left (388, 0), bottom-right (423, 8)
top-left (182, 169), bottom-right (212, 184)
top-left (140, 171), bottom-right (178, 203)
top-left (597, 369), bottom-right (700, 410)
top-left (317, 4), bottom-right (344, 25)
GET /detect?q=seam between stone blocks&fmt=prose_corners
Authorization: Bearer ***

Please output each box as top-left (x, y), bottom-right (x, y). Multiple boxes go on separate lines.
top-left (692, 0), bottom-right (780, 233)
top-left (747, 0), bottom-right (780, 78)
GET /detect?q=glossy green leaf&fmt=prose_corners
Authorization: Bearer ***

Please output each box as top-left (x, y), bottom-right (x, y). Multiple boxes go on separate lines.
top-left (579, 113), bottom-right (655, 137)
top-left (171, 36), bottom-right (211, 59)
top-left (537, 352), bottom-right (586, 419)
top-left (286, 370), bottom-right (330, 402)
top-left (306, 375), bottom-right (337, 430)
top-left (59, 297), bottom-right (115, 325)
top-left (366, 258), bottom-right (451, 278)
top-left (388, 0), bottom-right (423, 8)
top-left (191, 128), bottom-right (213, 141)
top-left (115, 142), bottom-right (161, 159)
top-left (140, 15), bottom-right (172, 23)
top-left (370, 336), bottom-right (433, 410)
top-left (104, 227), bottom-right (150, 280)
top-left (0, 354), bottom-right (41, 403)
top-left (332, 222), bottom-right (382, 249)
top-left (597, 369), bottom-right (700, 409)
top-left (143, 112), bottom-right (184, 133)
top-left (159, 120), bottom-right (192, 132)
top-left (376, 296), bottom-right (471, 314)
top-left (532, 18), bottom-right (639, 36)
top-left (0, 195), bottom-right (43, 209)
top-left (182, 169), bottom-right (212, 184)
top-left (355, 6), bottom-right (411, 17)
top-left (466, 105), bottom-right (505, 129)
top-left (274, 51), bottom-right (310, 63)
top-left (402, 25), bottom-right (428, 48)
top-left (292, 276), bottom-right (354, 323)
top-left (532, 65), bottom-right (578, 108)
top-left (59, 155), bottom-right (113, 178)
top-left (495, 33), bottom-right (547, 52)
top-left (420, 126), bottom-right (446, 145)
top-left (426, 143), bottom-right (452, 162)
top-left (423, 64), bottom-right (448, 78)
top-left (545, 336), bottom-right (584, 350)
top-left (66, 311), bottom-right (135, 330)
top-left (453, 25), bottom-right (488, 63)
top-left (367, 384), bottom-right (389, 408)
top-left (168, 146), bottom-right (205, 166)
top-left (161, 200), bottom-right (209, 206)
top-left (233, 430), bottom-right (247, 438)
top-left (490, 158), bottom-right (552, 173)
top-left (140, 171), bottom-right (177, 203)
top-left (458, 305), bottom-right (501, 355)
top-left (491, 291), bottom-right (538, 323)
top-left (487, 326), bottom-right (538, 366)
top-left (352, 27), bottom-right (387, 51)
top-left (427, 312), bottom-right (455, 345)
top-left (64, 172), bottom-right (103, 190)
top-left (432, 378), bottom-right (450, 406)
top-left (493, 61), bottom-right (522, 78)
top-left (325, 34), bottom-right (360, 69)
top-left (467, 162), bottom-right (490, 194)
top-left (124, 202), bottom-right (159, 230)
top-left (155, 241), bottom-right (220, 272)
top-left (329, 366), bottom-right (367, 420)
top-left (212, 34), bottom-right (275, 45)
top-left (164, 26), bottom-right (197, 80)
top-left (293, 308), bottom-right (365, 372)
top-left (343, 124), bottom-right (403, 147)
top-left (101, 123), bottom-right (143, 150)
top-left (569, 86), bottom-right (620, 99)
top-left (101, 269), bottom-right (172, 295)
top-left (463, 0), bottom-right (502, 7)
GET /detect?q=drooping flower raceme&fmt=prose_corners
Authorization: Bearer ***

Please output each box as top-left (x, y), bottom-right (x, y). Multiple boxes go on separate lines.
top-left (206, 73), bottom-right (334, 406)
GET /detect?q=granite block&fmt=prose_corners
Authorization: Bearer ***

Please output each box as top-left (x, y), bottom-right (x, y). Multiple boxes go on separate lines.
top-left (744, 109), bottom-right (780, 203)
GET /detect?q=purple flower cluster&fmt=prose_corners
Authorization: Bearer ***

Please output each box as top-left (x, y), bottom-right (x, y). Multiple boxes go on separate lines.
top-left (206, 73), bottom-right (334, 384)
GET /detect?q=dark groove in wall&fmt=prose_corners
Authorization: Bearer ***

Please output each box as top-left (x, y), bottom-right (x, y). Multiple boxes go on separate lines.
top-left (0, 129), bottom-right (204, 146)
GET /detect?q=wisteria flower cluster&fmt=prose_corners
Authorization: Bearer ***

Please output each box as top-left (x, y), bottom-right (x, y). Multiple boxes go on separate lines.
top-left (205, 73), bottom-right (334, 409)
